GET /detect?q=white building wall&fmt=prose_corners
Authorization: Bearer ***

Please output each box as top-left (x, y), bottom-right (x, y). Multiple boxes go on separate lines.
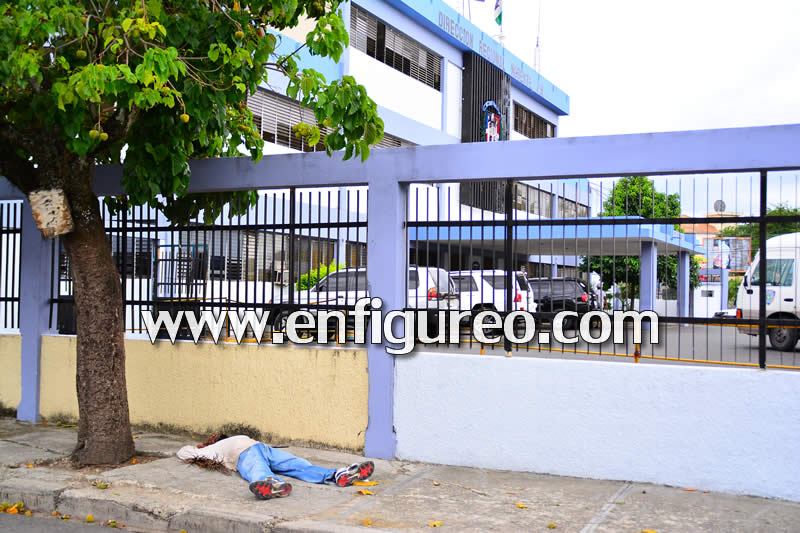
top-left (349, 49), bottom-right (442, 131)
top-left (444, 61), bottom-right (462, 138)
top-left (395, 352), bottom-right (800, 502)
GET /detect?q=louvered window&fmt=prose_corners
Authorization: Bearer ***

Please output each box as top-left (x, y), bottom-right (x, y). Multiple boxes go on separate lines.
top-left (514, 102), bottom-right (555, 139)
top-left (247, 88), bottom-right (413, 151)
top-left (350, 4), bottom-right (441, 91)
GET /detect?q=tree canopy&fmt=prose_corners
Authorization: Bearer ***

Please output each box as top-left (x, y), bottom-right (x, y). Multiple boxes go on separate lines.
top-left (720, 204), bottom-right (800, 257)
top-left (0, 0), bottom-right (383, 465)
top-left (584, 176), bottom-right (700, 309)
top-left (1, 0), bottom-right (383, 221)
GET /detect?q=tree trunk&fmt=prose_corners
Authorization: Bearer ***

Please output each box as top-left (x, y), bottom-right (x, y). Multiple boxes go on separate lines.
top-left (60, 166), bottom-right (134, 465)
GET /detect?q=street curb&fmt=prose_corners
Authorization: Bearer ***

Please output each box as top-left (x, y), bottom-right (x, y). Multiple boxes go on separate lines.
top-left (57, 488), bottom-right (170, 530)
top-left (169, 507), bottom-right (274, 533)
top-left (275, 520), bottom-right (390, 533)
top-left (0, 478), bottom-right (62, 511)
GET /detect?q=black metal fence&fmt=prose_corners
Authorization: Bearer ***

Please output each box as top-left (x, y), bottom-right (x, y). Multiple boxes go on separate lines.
top-left (53, 187), bottom-right (368, 341)
top-left (0, 201), bottom-right (21, 331)
top-left (39, 169), bottom-right (800, 370)
top-left (408, 171), bottom-right (800, 370)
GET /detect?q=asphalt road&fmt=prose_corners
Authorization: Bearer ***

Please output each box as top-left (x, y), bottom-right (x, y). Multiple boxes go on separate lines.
top-left (416, 323), bottom-right (800, 368)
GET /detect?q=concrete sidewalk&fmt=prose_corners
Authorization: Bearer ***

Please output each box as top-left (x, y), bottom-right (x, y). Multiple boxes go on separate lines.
top-left (0, 418), bottom-right (798, 533)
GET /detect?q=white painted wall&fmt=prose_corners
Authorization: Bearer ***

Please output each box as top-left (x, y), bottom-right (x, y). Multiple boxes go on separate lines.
top-left (349, 49), bottom-right (442, 131)
top-left (395, 352), bottom-right (800, 501)
top-left (693, 282), bottom-right (725, 317)
top-left (445, 61), bottom-right (462, 139)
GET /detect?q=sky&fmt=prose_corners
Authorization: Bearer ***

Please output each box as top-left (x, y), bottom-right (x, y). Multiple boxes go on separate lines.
top-left (443, 0), bottom-right (800, 138)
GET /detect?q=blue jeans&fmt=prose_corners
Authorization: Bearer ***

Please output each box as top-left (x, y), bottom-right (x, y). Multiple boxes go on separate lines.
top-left (237, 443), bottom-right (337, 484)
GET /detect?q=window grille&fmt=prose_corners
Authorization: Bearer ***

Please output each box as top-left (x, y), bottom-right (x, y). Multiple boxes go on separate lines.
top-left (513, 102), bottom-right (555, 139)
top-left (350, 4), bottom-right (441, 91)
top-left (247, 88), bottom-right (412, 151)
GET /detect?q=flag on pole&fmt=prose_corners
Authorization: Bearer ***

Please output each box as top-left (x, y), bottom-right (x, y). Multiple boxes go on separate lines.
top-left (494, 0), bottom-right (503, 26)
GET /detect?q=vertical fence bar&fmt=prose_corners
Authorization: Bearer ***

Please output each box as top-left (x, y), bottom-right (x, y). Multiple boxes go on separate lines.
top-left (288, 187), bottom-right (296, 307)
top-left (504, 178), bottom-right (513, 353)
top-left (758, 170), bottom-right (768, 369)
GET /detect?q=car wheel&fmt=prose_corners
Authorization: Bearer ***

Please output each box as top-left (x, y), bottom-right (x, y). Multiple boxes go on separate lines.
top-left (272, 310), bottom-right (290, 333)
top-left (768, 326), bottom-right (799, 351)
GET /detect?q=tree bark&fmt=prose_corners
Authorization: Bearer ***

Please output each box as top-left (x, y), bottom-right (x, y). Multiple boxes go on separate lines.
top-left (60, 165), bottom-right (134, 465)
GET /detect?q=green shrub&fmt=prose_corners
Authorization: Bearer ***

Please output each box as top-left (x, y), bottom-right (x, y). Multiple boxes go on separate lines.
top-left (729, 276), bottom-right (742, 307)
top-left (297, 261), bottom-right (344, 291)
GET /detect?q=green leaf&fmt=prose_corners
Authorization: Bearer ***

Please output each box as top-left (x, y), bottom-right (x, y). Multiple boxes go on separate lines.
top-left (122, 18), bottom-right (134, 33)
top-left (208, 45), bottom-right (219, 62)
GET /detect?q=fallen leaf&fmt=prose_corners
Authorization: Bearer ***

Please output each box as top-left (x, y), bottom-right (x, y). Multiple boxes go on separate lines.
top-left (61, 514), bottom-right (71, 520)
top-left (6, 507), bottom-right (18, 514)
top-left (615, 501), bottom-right (624, 504)
top-left (432, 481), bottom-right (441, 486)
top-left (703, 490), bottom-right (710, 494)
top-left (86, 514), bottom-right (95, 523)
top-left (683, 488), bottom-right (696, 492)
top-left (516, 502), bottom-right (528, 509)
top-left (505, 491), bottom-right (516, 495)
top-left (363, 519), bottom-right (373, 526)
top-left (24, 511), bottom-right (32, 517)
top-left (132, 436), bottom-right (139, 439)
top-left (642, 529), bottom-right (658, 533)
top-left (26, 464), bottom-right (33, 468)
top-left (130, 458), bottom-right (138, 465)
top-left (41, 421), bottom-right (48, 425)
top-left (353, 481), bottom-right (379, 486)
top-left (427, 521), bottom-right (443, 527)
top-left (548, 523), bottom-right (557, 529)
top-left (51, 511), bottom-right (58, 517)
top-left (357, 489), bottom-right (374, 496)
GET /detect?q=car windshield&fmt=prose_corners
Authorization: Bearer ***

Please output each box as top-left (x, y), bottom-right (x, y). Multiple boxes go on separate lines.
top-left (751, 259), bottom-right (794, 287)
top-left (428, 268), bottom-right (454, 293)
top-left (530, 280), bottom-right (581, 298)
top-left (452, 275), bottom-right (478, 292)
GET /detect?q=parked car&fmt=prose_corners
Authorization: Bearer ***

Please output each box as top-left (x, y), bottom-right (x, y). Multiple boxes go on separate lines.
top-left (271, 266), bottom-right (459, 336)
top-left (736, 232), bottom-right (800, 350)
top-left (528, 277), bottom-right (598, 327)
top-left (449, 270), bottom-right (536, 318)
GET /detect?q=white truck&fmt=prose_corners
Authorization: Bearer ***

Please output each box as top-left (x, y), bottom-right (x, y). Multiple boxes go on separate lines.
top-left (736, 232), bottom-right (800, 350)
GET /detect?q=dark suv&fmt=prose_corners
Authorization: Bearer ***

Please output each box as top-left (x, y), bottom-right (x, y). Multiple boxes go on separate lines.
top-left (528, 278), bottom-right (598, 318)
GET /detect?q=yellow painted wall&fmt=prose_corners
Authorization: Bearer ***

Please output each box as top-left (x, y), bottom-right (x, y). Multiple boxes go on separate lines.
top-left (40, 336), bottom-right (368, 450)
top-left (0, 335), bottom-right (21, 409)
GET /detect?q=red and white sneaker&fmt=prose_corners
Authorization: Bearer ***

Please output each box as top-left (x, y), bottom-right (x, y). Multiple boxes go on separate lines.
top-left (249, 477), bottom-right (292, 500)
top-left (334, 461), bottom-right (375, 487)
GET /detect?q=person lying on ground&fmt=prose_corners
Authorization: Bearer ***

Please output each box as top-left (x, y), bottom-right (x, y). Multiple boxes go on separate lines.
top-left (176, 433), bottom-right (375, 500)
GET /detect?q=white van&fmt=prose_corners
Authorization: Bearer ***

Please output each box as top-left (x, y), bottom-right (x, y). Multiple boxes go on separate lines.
top-left (736, 232), bottom-right (800, 350)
